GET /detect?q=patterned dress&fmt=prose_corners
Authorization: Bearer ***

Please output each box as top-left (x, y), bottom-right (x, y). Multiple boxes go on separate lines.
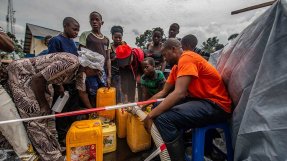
top-left (7, 53), bottom-right (85, 161)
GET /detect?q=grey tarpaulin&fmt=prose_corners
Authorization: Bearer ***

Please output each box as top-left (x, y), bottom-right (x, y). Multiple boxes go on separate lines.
top-left (215, 0), bottom-right (287, 160)
top-left (208, 49), bottom-right (222, 67)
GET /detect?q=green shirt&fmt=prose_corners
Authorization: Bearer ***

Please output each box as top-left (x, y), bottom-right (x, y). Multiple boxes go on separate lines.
top-left (140, 70), bottom-right (165, 96)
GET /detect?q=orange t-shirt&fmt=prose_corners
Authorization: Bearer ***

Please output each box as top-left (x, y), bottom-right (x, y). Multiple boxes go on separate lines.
top-left (166, 51), bottom-right (232, 113)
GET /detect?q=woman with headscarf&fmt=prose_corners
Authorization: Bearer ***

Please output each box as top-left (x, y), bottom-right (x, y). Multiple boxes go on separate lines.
top-left (7, 50), bottom-right (104, 161)
top-left (0, 26), bottom-right (38, 160)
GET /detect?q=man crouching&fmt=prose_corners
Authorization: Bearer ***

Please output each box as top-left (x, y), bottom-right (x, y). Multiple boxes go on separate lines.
top-left (144, 36), bottom-right (232, 161)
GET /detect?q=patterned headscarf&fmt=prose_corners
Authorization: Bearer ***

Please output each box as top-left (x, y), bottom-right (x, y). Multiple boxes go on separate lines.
top-left (78, 47), bottom-right (105, 71)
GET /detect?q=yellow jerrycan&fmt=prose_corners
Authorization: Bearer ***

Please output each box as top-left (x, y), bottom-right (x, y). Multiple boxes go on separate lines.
top-left (66, 119), bottom-right (103, 161)
top-left (102, 122), bottom-right (117, 153)
top-left (96, 87), bottom-right (116, 120)
top-left (126, 113), bottom-right (151, 153)
top-left (116, 107), bottom-right (128, 138)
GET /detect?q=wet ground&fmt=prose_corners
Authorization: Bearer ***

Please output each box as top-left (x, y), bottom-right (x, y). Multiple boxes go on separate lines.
top-left (0, 149), bottom-right (20, 161)
top-left (0, 119), bottom-right (226, 161)
top-left (104, 138), bottom-right (154, 161)
top-left (0, 118), bottom-right (155, 161)
top-left (0, 137), bottom-right (224, 161)
top-left (0, 138), bottom-right (154, 161)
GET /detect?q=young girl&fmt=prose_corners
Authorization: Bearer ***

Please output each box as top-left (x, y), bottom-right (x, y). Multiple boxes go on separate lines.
top-left (109, 26), bottom-right (126, 103)
top-left (145, 27), bottom-right (166, 72)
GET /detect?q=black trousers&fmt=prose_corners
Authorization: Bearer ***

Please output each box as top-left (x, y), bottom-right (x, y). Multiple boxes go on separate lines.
top-left (153, 98), bottom-right (230, 142)
top-left (54, 84), bottom-right (83, 146)
top-left (153, 98), bottom-right (231, 158)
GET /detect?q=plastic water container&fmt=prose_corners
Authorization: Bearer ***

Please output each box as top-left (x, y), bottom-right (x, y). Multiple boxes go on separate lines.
top-left (126, 113), bottom-right (151, 153)
top-left (66, 119), bottom-right (103, 161)
top-left (116, 108), bottom-right (128, 138)
top-left (102, 123), bottom-right (117, 153)
top-left (52, 91), bottom-right (69, 113)
top-left (96, 87), bottom-right (116, 120)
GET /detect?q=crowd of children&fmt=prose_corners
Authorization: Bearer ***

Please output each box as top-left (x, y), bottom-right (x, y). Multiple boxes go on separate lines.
top-left (0, 10), bottom-right (232, 161)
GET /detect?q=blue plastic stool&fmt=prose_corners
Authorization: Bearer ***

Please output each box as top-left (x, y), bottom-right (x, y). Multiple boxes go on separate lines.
top-left (185, 122), bottom-right (234, 161)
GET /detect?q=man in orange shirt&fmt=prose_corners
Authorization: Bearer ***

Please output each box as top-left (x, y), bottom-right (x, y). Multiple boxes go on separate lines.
top-left (144, 35), bottom-right (232, 161)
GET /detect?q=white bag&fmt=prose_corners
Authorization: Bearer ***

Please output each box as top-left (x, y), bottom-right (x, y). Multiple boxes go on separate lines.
top-left (0, 85), bottom-right (31, 156)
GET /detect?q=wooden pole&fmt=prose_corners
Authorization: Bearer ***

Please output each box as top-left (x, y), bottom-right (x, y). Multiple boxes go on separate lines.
top-left (231, 0), bottom-right (276, 15)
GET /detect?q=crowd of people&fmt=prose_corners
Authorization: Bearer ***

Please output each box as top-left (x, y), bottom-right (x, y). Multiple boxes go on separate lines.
top-left (0, 11), bottom-right (232, 161)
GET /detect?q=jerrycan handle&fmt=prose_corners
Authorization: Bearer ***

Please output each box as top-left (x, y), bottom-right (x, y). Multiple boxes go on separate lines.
top-left (75, 124), bottom-right (90, 129)
top-left (102, 124), bottom-right (109, 128)
top-left (103, 87), bottom-right (110, 93)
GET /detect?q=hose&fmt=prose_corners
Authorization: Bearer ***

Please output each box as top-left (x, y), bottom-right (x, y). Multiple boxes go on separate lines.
top-left (129, 106), bottom-right (171, 161)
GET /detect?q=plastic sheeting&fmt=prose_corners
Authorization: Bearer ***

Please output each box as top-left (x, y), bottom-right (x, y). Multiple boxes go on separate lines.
top-left (208, 49), bottom-right (222, 67)
top-left (215, 0), bottom-right (287, 160)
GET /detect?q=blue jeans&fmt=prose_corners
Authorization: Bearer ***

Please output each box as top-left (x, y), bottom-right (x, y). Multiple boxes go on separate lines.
top-left (153, 98), bottom-right (230, 142)
top-left (86, 72), bottom-right (107, 96)
top-left (86, 71), bottom-right (107, 106)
